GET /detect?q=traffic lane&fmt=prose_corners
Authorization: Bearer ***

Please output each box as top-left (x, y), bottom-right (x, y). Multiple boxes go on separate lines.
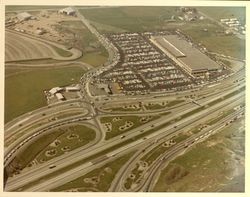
top-left (5, 99), bottom-right (84, 131)
top-left (5, 107), bottom-right (89, 143)
top-left (4, 113), bottom-right (94, 165)
top-left (5, 101), bottom-right (85, 134)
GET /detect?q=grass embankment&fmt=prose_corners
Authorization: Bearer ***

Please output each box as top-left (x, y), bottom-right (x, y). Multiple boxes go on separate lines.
top-left (5, 66), bottom-right (85, 123)
top-left (153, 118), bottom-right (245, 192)
top-left (52, 151), bottom-right (135, 192)
top-left (13, 125), bottom-right (95, 170)
top-left (36, 125), bottom-right (96, 163)
top-left (49, 44), bottom-right (73, 57)
top-left (14, 129), bottom-right (65, 169)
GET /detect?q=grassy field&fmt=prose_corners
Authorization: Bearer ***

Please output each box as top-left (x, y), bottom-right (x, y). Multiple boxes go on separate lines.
top-left (55, 20), bottom-right (108, 66)
top-left (5, 66), bottom-right (86, 123)
top-left (52, 151), bottom-right (135, 192)
top-left (162, 18), bottom-right (245, 59)
top-left (100, 115), bottom-right (160, 140)
top-left (79, 51), bottom-right (108, 67)
top-left (5, 6), bottom-right (65, 12)
top-left (153, 118), bottom-right (245, 192)
top-left (5, 58), bottom-right (61, 65)
top-left (81, 7), bottom-right (178, 32)
top-left (197, 7), bottom-right (246, 24)
top-left (36, 125), bottom-right (96, 163)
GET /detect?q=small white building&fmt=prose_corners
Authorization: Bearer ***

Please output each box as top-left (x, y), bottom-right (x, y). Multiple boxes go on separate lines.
top-left (49, 87), bottom-right (63, 95)
top-left (17, 12), bottom-right (32, 21)
top-left (65, 86), bottom-right (81, 92)
top-left (35, 29), bottom-right (46, 35)
top-left (55, 93), bottom-right (65, 100)
top-left (58, 7), bottom-right (76, 16)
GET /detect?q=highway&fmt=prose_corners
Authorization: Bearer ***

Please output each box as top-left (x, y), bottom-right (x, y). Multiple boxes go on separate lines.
top-left (5, 81), bottom-right (245, 191)
top-left (110, 104), bottom-right (244, 192)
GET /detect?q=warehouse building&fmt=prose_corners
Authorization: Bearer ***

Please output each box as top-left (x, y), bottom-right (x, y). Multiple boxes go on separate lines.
top-left (58, 7), bottom-right (76, 16)
top-left (17, 12), bottom-right (32, 22)
top-left (150, 35), bottom-right (221, 77)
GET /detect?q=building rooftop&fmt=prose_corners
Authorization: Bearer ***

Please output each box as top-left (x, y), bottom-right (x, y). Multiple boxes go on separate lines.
top-left (151, 35), bottom-right (220, 71)
top-left (17, 12), bottom-right (32, 21)
top-left (59, 7), bottom-right (75, 14)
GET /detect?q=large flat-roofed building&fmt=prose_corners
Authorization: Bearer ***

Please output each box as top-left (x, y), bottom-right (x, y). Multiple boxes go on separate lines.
top-left (17, 12), bottom-right (32, 22)
top-left (150, 35), bottom-right (221, 77)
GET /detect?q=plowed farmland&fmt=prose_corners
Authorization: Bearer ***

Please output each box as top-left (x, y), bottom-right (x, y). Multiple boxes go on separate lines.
top-left (5, 31), bottom-right (59, 62)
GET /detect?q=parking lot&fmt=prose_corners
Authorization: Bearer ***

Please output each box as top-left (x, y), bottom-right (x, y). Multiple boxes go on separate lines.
top-left (97, 31), bottom-right (194, 95)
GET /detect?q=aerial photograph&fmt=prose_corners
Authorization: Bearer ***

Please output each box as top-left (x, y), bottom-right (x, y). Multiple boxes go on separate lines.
top-left (3, 4), bottom-right (245, 193)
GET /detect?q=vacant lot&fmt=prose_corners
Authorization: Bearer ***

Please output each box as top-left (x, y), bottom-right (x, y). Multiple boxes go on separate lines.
top-left (5, 31), bottom-right (60, 62)
top-left (153, 118), bottom-right (245, 192)
top-left (5, 66), bottom-right (85, 123)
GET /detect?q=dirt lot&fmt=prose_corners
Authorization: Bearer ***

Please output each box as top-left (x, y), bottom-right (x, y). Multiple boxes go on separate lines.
top-left (7, 11), bottom-right (81, 45)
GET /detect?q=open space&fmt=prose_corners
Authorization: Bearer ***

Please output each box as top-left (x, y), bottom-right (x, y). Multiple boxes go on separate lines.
top-left (5, 31), bottom-right (63, 62)
top-left (5, 66), bottom-right (86, 123)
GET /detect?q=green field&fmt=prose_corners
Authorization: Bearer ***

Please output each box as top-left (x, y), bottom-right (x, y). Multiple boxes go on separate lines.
top-left (5, 6), bottom-right (65, 12)
top-left (79, 51), bottom-right (108, 67)
top-left (52, 151), bottom-right (135, 192)
top-left (197, 7), bottom-right (246, 24)
top-left (55, 20), bottom-right (108, 66)
top-left (5, 66), bottom-right (86, 123)
top-left (81, 7), bottom-right (178, 32)
top-left (153, 118), bottom-right (245, 192)
top-left (36, 125), bottom-right (96, 163)
top-left (179, 21), bottom-right (245, 59)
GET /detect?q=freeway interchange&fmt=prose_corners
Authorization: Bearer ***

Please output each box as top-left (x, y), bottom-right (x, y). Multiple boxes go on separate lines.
top-left (4, 67), bottom-right (245, 191)
top-left (4, 7), bottom-right (245, 192)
